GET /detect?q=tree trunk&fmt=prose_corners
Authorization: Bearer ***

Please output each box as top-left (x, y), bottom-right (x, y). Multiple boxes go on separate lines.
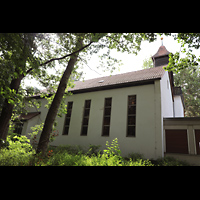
top-left (36, 55), bottom-right (78, 156)
top-left (0, 76), bottom-right (23, 147)
top-left (0, 34), bottom-right (35, 146)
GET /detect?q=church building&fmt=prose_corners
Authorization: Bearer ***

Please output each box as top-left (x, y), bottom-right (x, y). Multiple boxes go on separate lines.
top-left (17, 42), bottom-right (200, 161)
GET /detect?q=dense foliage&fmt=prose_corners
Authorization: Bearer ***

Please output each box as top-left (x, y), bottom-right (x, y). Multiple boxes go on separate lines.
top-left (173, 65), bottom-right (200, 116)
top-left (0, 134), bottom-right (34, 166)
top-left (0, 136), bottom-right (189, 166)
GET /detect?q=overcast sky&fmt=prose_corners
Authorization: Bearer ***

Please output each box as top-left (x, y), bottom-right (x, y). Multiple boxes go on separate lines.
top-left (79, 34), bottom-right (182, 80)
top-left (23, 34), bottom-right (199, 89)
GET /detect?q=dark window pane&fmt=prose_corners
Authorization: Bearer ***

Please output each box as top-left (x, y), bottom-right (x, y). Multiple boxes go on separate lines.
top-left (104, 116), bottom-right (110, 125)
top-left (128, 106), bottom-right (136, 115)
top-left (105, 98), bottom-right (112, 107)
top-left (83, 117), bottom-right (89, 125)
top-left (14, 122), bottom-right (23, 135)
top-left (68, 102), bottom-right (73, 109)
top-left (127, 126), bottom-right (135, 136)
top-left (128, 116), bottom-right (135, 125)
top-left (102, 126), bottom-right (110, 136)
top-left (81, 100), bottom-right (91, 136)
top-left (105, 107), bottom-right (111, 116)
top-left (63, 101), bottom-right (73, 135)
top-left (66, 109), bottom-right (72, 117)
top-left (65, 117), bottom-right (71, 125)
top-left (63, 126), bottom-right (69, 135)
top-left (128, 95), bottom-right (136, 105)
top-left (84, 109), bottom-right (90, 117)
top-left (81, 126), bottom-right (88, 136)
top-left (85, 100), bottom-right (91, 108)
top-left (127, 95), bottom-right (136, 137)
top-left (102, 98), bottom-right (112, 137)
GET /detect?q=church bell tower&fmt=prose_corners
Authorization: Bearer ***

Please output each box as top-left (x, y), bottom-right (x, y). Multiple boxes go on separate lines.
top-left (152, 38), bottom-right (175, 104)
top-left (151, 38), bottom-right (171, 67)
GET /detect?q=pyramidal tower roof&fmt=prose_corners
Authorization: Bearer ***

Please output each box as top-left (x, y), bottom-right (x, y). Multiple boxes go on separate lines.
top-left (151, 38), bottom-right (171, 67)
top-left (152, 45), bottom-right (170, 58)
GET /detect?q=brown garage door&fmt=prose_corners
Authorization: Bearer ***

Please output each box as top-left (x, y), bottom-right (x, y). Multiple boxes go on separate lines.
top-left (195, 130), bottom-right (200, 155)
top-left (165, 129), bottom-right (188, 154)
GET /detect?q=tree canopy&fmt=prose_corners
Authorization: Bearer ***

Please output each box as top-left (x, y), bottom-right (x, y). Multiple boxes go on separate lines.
top-left (174, 65), bottom-right (200, 117)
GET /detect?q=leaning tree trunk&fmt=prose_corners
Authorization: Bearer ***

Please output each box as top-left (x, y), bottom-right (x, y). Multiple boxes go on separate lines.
top-left (36, 55), bottom-right (78, 156)
top-left (0, 76), bottom-right (23, 147)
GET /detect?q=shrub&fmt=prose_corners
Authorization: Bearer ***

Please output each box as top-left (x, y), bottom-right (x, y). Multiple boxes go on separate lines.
top-left (103, 138), bottom-right (121, 157)
top-left (43, 138), bottom-right (155, 166)
top-left (74, 153), bottom-right (123, 166)
top-left (126, 158), bottom-right (154, 166)
top-left (86, 144), bottom-right (102, 156)
top-left (154, 156), bottom-right (190, 166)
top-left (49, 144), bottom-right (86, 155)
top-left (0, 134), bottom-right (35, 166)
top-left (128, 153), bottom-right (144, 161)
top-left (45, 152), bottom-right (82, 166)
top-left (0, 136), bottom-right (155, 166)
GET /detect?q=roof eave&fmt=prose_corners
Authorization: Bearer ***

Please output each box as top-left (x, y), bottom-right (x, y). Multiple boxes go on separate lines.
top-left (70, 78), bottom-right (161, 94)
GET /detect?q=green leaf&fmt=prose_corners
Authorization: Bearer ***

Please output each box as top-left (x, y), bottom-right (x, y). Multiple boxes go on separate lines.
top-left (13, 72), bottom-right (18, 78)
top-left (8, 99), bottom-right (14, 105)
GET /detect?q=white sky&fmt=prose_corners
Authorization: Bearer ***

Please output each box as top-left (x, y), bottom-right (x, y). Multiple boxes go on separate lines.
top-left (80, 34), bottom-right (181, 80)
top-left (23, 34), bottom-right (200, 89)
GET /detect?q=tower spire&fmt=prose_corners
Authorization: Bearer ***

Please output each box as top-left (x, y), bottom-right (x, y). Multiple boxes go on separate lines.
top-left (161, 37), bottom-right (163, 46)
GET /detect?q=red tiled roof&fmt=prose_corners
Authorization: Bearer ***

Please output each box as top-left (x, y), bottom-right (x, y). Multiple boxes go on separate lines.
top-left (68, 66), bottom-right (166, 92)
top-left (33, 66), bottom-right (166, 97)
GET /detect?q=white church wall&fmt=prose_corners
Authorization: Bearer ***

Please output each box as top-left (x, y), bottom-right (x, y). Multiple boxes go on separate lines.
top-left (174, 95), bottom-right (184, 117)
top-left (154, 79), bottom-right (164, 159)
top-left (160, 71), bottom-right (174, 117)
top-left (55, 84), bottom-right (157, 159)
top-left (26, 83), bottom-right (163, 159)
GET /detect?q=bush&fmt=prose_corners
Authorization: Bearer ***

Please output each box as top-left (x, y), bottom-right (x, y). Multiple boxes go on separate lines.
top-left (72, 138), bottom-right (153, 166)
top-left (125, 158), bottom-right (154, 166)
top-left (0, 134), bottom-right (35, 166)
top-left (86, 144), bottom-right (102, 156)
top-left (46, 139), bottom-right (124, 166)
top-left (0, 136), bottom-right (155, 166)
top-left (45, 152), bottom-right (82, 166)
top-left (48, 144), bottom-right (86, 155)
top-left (128, 153), bottom-right (144, 161)
top-left (46, 139), bottom-right (129, 166)
top-left (153, 156), bottom-right (190, 166)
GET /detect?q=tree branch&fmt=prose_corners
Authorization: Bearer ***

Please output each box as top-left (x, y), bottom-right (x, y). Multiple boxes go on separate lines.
top-left (40, 41), bottom-right (93, 66)
top-left (78, 55), bottom-right (102, 75)
top-left (106, 35), bottom-right (121, 45)
top-left (25, 41), bottom-right (93, 76)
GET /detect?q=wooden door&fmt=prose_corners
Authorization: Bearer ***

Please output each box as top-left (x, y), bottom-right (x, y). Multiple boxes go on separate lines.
top-left (165, 129), bottom-right (188, 154)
